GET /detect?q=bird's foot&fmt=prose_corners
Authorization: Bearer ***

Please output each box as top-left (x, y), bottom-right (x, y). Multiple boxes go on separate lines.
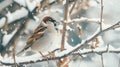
top-left (39, 51), bottom-right (49, 63)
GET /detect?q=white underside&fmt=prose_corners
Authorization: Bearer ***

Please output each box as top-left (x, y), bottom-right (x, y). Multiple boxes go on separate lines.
top-left (31, 33), bottom-right (55, 51)
top-left (31, 22), bottom-right (59, 53)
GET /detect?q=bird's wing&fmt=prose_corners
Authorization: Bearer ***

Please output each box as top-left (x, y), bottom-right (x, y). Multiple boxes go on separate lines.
top-left (26, 26), bottom-right (47, 44)
top-left (17, 26), bottom-right (47, 55)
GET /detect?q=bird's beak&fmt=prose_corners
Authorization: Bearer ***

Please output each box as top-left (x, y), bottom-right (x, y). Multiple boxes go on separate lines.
top-left (54, 21), bottom-right (61, 32)
top-left (54, 20), bottom-right (60, 26)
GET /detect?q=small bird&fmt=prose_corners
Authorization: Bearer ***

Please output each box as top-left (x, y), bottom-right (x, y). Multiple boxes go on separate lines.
top-left (17, 16), bottom-right (59, 55)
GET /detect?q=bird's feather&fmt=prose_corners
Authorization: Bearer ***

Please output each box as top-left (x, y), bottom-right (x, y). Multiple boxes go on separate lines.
top-left (17, 25), bottom-right (47, 55)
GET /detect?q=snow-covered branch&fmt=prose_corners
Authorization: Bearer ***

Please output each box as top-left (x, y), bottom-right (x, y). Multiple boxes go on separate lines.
top-left (0, 0), bottom-right (13, 12)
top-left (70, 0), bottom-right (89, 18)
top-left (74, 47), bottom-right (120, 55)
top-left (0, 0), bottom-right (120, 67)
top-left (61, 0), bottom-right (69, 51)
top-left (0, 46), bottom-right (120, 66)
top-left (1, 18), bottom-right (29, 56)
top-left (0, 7), bottom-right (28, 28)
top-left (68, 21), bottom-right (120, 54)
top-left (0, 21), bottom-right (120, 66)
top-left (66, 17), bottom-right (100, 25)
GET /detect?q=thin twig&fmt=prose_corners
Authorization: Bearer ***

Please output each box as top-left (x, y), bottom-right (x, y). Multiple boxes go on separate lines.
top-left (12, 22), bottom-right (23, 67)
top-left (101, 54), bottom-right (104, 67)
top-left (118, 58), bottom-right (120, 67)
top-left (66, 17), bottom-right (100, 25)
top-left (71, 0), bottom-right (89, 18)
top-left (68, 21), bottom-right (120, 54)
top-left (69, 0), bottom-right (77, 15)
top-left (1, 20), bottom-right (119, 65)
top-left (59, 0), bottom-right (69, 67)
top-left (61, 0), bottom-right (69, 51)
top-left (61, 23), bottom-right (67, 51)
top-left (0, 0), bottom-right (13, 12)
top-left (1, 18), bottom-right (29, 56)
top-left (13, 41), bottom-right (17, 67)
top-left (1, 46), bottom-right (120, 65)
top-left (100, 0), bottom-right (103, 31)
top-left (0, 30), bottom-right (4, 53)
top-left (3, 16), bottom-right (8, 31)
top-left (64, 0), bottom-right (69, 20)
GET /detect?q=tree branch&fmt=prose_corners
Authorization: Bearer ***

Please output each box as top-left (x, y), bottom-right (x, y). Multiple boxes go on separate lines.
top-left (100, 0), bottom-right (103, 31)
top-left (68, 21), bottom-right (120, 55)
top-left (61, 0), bottom-right (69, 51)
top-left (69, 0), bottom-right (77, 15)
top-left (1, 18), bottom-right (29, 56)
top-left (101, 54), bottom-right (104, 67)
top-left (0, 46), bottom-right (120, 65)
top-left (0, 21), bottom-right (120, 66)
top-left (71, 0), bottom-right (89, 18)
top-left (66, 17), bottom-right (100, 25)
top-left (0, 7), bottom-right (28, 28)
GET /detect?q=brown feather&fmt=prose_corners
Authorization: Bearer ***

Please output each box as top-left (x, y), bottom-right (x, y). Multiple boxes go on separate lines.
top-left (26, 33), bottom-right (44, 44)
top-left (26, 26), bottom-right (47, 45)
top-left (17, 16), bottom-right (53, 55)
top-left (17, 25), bottom-right (47, 55)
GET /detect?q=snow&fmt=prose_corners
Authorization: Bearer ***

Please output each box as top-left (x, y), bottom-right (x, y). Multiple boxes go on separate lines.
top-left (25, 0), bottom-right (37, 11)
top-left (102, 30), bottom-right (120, 48)
top-left (0, 7), bottom-right (28, 28)
top-left (2, 28), bottom-right (17, 46)
top-left (0, 0), bottom-right (120, 67)
top-left (49, 0), bottom-right (56, 3)
top-left (0, 46), bottom-right (120, 66)
top-left (0, 53), bottom-right (42, 64)
top-left (103, 53), bottom-right (119, 67)
top-left (33, 16), bottom-right (40, 22)
top-left (0, 18), bottom-right (6, 28)
top-left (14, 0), bottom-right (26, 6)
top-left (63, 0), bottom-right (66, 5)
top-left (16, 53), bottom-right (41, 63)
top-left (1, 29), bottom-right (7, 35)
top-left (14, 0), bottom-right (42, 12)
top-left (12, 7), bottom-right (28, 20)
top-left (0, 0), bottom-right (13, 11)
top-left (88, 0), bottom-right (98, 7)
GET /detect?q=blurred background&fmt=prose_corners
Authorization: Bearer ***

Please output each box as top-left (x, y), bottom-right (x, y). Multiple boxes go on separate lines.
top-left (0, 0), bottom-right (120, 67)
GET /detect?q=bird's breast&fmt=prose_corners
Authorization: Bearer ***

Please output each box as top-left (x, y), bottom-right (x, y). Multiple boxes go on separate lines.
top-left (31, 32), bottom-right (57, 52)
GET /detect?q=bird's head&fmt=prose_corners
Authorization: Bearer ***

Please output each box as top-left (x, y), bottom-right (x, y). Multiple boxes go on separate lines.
top-left (43, 16), bottom-right (59, 26)
top-left (42, 16), bottom-right (60, 30)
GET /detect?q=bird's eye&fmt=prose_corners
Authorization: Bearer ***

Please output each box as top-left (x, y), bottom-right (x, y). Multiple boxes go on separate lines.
top-left (54, 23), bottom-right (56, 26)
top-left (48, 18), bottom-right (57, 26)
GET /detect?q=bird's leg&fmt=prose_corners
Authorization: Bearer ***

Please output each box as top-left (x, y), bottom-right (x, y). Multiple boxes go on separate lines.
top-left (39, 51), bottom-right (49, 63)
top-left (48, 51), bottom-right (55, 58)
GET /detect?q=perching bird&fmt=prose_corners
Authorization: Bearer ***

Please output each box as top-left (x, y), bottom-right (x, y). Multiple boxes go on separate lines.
top-left (17, 16), bottom-right (60, 55)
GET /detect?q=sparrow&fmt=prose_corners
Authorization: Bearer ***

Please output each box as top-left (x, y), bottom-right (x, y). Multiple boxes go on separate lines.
top-left (17, 16), bottom-right (59, 55)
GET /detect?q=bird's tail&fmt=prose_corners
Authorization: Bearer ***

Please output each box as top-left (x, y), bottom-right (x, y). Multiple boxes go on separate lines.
top-left (16, 49), bottom-right (26, 56)
top-left (17, 43), bottom-right (33, 56)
